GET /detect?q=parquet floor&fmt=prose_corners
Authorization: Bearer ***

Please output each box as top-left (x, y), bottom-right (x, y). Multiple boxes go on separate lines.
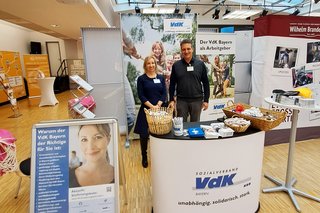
top-left (1, 91), bottom-right (320, 212)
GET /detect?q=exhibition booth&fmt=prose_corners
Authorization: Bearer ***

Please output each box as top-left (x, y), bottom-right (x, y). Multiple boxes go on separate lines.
top-left (1, 13), bottom-right (320, 213)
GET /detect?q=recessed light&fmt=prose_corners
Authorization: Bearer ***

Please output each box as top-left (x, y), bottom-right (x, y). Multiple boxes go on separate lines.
top-left (50, 24), bottom-right (60, 28)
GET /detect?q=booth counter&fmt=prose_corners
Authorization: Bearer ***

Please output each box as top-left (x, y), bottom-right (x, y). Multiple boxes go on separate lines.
top-left (150, 121), bottom-right (264, 213)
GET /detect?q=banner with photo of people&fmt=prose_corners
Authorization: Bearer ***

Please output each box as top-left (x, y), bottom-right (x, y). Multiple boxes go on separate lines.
top-left (120, 13), bottom-right (197, 125)
top-left (196, 33), bottom-right (236, 121)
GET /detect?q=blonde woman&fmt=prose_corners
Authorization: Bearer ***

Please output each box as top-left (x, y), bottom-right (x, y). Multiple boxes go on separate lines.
top-left (69, 124), bottom-right (114, 187)
top-left (134, 56), bottom-right (167, 168)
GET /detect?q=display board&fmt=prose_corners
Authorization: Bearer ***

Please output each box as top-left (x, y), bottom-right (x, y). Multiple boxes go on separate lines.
top-left (0, 51), bottom-right (26, 103)
top-left (24, 54), bottom-right (50, 97)
top-left (30, 118), bottom-right (120, 213)
top-left (251, 15), bottom-right (320, 143)
top-left (81, 28), bottom-right (126, 133)
top-left (195, 32), bottom-right (236, 120)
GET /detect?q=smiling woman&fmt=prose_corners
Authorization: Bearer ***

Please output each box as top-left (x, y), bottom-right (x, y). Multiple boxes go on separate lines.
top-left (69, 124), bottom-right (114, 187)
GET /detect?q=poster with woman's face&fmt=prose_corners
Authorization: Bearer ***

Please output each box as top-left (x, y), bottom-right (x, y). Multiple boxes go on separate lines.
top-left (32, 119), bottom-right (118, 213)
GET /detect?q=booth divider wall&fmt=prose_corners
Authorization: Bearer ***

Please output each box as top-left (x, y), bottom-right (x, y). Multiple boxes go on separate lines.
top-left (81, 28), bottom-right (126, 133)
top-left (251, 15), bottom-right (320, 145)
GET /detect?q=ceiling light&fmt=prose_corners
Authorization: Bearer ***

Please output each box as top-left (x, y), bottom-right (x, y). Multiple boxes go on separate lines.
top-left (223, 10), bottom-right (262, 19)
top-left (261, 9), bottom-right (268, 17)
top-left (223, 8), bottom-right (231, 16)
top-left (50, 24), bottom-right (60, 28)
top-left (135, 5), bottom-right (141, 14)
top-left (185, 5), bottom-right (191, 13)
top-left (212, 9), bottom-right (220, 19)
top-left (143, 8), bottom-right (174, 14)
top-left (174, 5), bottom-right (180, 14)
top-left (290, 9), bottom-right (300, 16)
top-left (56, 0), bottom-right (87, 4)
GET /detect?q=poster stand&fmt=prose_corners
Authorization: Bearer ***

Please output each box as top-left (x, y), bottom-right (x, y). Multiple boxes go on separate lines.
top-left (0, 75), bottom-right (22, 118)
top-left (30, 118), bottom-right (122, 213)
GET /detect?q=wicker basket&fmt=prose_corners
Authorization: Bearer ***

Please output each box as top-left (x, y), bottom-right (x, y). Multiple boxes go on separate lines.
top-left (144, 107), bottom-right (173, 135)
top-left (224, 115), bottom-right (251, 133)
top-left (222, 103), bottom-right (287, 131)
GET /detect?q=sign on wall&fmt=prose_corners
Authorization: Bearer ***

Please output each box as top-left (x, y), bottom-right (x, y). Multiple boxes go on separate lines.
top-left (0, 51), bottom-right (26, 103)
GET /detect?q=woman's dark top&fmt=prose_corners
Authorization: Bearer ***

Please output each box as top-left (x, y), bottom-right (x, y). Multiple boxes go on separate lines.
top-left (134, 73), bottom-right (167, 136)
top-left (69, 168), bottom-right (115, 188)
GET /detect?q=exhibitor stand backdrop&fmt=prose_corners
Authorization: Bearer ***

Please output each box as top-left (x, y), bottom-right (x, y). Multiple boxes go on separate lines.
top-left (251, 15), bottom-right (320, 144)
top-left (121, 14), bottom-right (237, 122)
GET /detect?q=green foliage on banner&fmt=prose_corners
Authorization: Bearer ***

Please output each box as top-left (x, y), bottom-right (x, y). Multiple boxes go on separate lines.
top-left (127, 62), bottom-right (140, 104)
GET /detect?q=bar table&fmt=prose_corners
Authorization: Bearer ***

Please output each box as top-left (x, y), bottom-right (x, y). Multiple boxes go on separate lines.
top-left (263, 97), bottom-right (320, 212)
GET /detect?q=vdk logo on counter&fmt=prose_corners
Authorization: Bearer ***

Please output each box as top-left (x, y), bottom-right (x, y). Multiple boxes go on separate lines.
top-left (196, 173), bottom-right (236, 189)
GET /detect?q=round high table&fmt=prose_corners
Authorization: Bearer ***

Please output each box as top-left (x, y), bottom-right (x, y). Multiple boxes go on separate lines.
top-left (263, 97), bottom-right (320, 212)
top-left (38, 77), bottom-right (59, 107)
top-left (150, 121), bottom-right (264, 213)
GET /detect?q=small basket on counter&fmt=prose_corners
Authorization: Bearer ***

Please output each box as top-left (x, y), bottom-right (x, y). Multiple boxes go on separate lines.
top-left (224, 115), bottom-right (251, 133)
top-left (144, 107), bottom-right (173, 135)
top-left (222, 103), bottom-right (287, 131)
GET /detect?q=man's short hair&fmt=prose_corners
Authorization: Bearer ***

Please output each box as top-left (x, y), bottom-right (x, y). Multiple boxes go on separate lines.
top-left (180, 39), bottom-right (192, 47)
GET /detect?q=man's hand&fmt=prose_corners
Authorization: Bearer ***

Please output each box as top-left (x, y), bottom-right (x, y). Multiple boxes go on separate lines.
top-left (168, 101), bottom-right (175, 109)
top-left (202, 102), bottom-right (208, 111)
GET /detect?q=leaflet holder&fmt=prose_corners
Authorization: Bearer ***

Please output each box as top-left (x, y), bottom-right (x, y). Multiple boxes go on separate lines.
top-left (69, 75), bottom-right (96, 119)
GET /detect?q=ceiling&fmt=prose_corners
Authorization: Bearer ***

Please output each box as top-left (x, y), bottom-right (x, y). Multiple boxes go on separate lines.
top-left (0, 0), bottom-right (319, 41)
top-left (0, 0), bottom-right (108, 40)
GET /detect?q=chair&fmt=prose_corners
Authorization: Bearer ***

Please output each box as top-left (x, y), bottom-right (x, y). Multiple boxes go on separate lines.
top-left (15, 158), bottom-right (31, 199)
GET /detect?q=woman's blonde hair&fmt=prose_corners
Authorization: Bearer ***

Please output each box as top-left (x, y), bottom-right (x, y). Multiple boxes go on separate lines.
top-left (143, 55), bottom-right (158, 73)
top-left (151, 41), bottom-right (166, 68)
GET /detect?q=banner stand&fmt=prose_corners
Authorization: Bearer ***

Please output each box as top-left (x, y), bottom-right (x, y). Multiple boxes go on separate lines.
top-left (30, 118), bottom-right (122, 213)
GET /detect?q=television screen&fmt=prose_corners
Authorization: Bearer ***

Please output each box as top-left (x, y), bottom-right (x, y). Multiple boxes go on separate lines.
top-left (30, 41), bottom-right (42, 54)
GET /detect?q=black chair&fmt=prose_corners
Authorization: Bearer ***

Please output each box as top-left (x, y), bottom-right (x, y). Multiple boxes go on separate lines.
top-left (15, 157), bottom-right (31, 199)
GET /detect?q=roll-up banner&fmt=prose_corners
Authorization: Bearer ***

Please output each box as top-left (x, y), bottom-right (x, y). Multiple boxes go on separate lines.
top-left (196, 33), bottom-right (236, 120)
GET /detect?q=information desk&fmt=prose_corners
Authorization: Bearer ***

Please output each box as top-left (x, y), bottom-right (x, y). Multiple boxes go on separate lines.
top-left (150, 121), bottom-right (264, 213)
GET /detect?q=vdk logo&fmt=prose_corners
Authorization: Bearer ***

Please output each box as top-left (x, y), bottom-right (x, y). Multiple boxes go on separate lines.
top-left (196, 173), bottom-right (236, 189)
top-left (170, 22), bottom-right (184, 27)
top-left (213, 104), bottom-right (225, 110)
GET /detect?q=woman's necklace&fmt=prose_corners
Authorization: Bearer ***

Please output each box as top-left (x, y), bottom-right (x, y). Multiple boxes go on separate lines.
top-left (146, 72), bottom-right (157, 79)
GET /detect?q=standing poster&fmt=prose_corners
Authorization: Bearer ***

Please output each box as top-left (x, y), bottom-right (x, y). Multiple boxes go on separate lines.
top-left (196, 33), bottom-right (236, 120)
top-left (23, 54), bottom-right (50, 97)
top-left (30, 118), bottom-right (119, 213)
top-left (0, 51), bottom-right (26, 103)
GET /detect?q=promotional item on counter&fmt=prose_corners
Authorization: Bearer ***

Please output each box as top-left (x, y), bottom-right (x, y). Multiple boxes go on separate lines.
top-left (187, 127), bottom-right (205, 138)
top-left (172, 117), bottom-right (183, 136)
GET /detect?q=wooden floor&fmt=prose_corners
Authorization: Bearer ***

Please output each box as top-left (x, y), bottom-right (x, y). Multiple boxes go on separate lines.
top-left (1, 91), bottom-right (320, 213)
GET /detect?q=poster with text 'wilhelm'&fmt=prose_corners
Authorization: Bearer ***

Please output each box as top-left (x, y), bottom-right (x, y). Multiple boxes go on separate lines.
top-left (30, 118), bottom-right (119, 213)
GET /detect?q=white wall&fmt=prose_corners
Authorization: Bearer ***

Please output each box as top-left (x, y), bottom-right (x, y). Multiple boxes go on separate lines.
top-left (0, 20), bottom-right (68, 76)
